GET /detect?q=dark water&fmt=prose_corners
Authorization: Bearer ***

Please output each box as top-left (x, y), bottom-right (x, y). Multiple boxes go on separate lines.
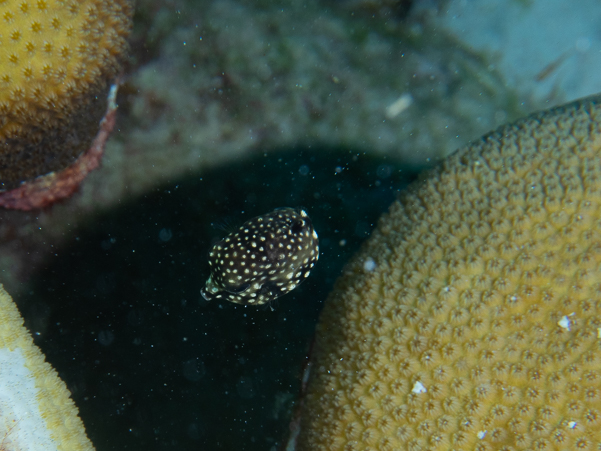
top-left (18, 147), bottom-right (420, 450)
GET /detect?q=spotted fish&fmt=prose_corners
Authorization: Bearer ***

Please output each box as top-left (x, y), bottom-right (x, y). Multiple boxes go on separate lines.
top-left (201, 208), bottom-right (319, 305)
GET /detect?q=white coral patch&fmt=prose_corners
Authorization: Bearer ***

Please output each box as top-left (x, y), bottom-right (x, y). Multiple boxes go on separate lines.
top-left (411, 381), bottom-right (427, 394)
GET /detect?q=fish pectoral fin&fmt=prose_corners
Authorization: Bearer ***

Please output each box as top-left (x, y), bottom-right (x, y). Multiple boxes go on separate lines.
top-left (259, 282), bottom-right (279, 295)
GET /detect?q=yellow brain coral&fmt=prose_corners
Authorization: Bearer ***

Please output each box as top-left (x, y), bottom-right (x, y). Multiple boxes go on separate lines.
top-left (298, 94), bottom-right (601, 450)
top-left (0, 0), bottom-right (133, 189)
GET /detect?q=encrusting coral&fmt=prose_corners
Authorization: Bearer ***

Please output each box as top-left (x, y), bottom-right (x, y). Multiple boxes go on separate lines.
top-left (0, 284), bottom-right (93, 450)
top-left (0, 0), bottom-right (133, 195)
top-left (296, 94), bottom-right (601, 450)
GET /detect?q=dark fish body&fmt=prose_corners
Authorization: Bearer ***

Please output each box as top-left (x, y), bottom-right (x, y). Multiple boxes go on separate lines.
top-left (201, 208), bottom-right (319, 305)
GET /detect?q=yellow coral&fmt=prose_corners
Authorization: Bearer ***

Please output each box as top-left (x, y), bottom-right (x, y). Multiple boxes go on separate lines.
top-left (298, 94), bottom-right (601, 450)
top-left (0, 0), bottom-right (133, 189)
top-left (0, 284), bottom-right (93, 450)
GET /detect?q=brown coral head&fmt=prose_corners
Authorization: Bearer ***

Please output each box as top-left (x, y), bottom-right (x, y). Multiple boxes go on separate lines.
top-left (0, 0), bottom-right (134, 192)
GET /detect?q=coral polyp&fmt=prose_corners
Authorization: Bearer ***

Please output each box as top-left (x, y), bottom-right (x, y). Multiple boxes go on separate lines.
top-left (296, 94), bottom-right (601, 450)
top-left (0, 0), bottom-right (133, 204)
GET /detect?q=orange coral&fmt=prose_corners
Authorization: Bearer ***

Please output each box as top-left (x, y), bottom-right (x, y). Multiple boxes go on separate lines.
top-left (296, 94), bottom-right (601, 450)
top-left (0, 0), bottom-right (133, 195)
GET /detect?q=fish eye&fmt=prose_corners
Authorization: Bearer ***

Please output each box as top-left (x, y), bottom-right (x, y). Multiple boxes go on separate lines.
top-left (290, 220), bottom-right (305, 235)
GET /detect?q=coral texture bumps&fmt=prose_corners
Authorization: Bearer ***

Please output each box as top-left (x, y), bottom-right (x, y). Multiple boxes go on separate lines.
top-left (298, 94), bottom-right (601, 450)
top-left (0, 0), bottom-right (133, 190)
top-left (0, 285), bottom-right (93, 450)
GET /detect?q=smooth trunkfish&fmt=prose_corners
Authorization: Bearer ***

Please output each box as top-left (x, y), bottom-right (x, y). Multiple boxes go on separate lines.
top-left (201, 208), bottom-right (319, 305)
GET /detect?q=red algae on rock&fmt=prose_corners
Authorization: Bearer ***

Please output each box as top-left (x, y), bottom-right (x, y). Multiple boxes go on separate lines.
top-left (0, 85), bottom-right (120, 210)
